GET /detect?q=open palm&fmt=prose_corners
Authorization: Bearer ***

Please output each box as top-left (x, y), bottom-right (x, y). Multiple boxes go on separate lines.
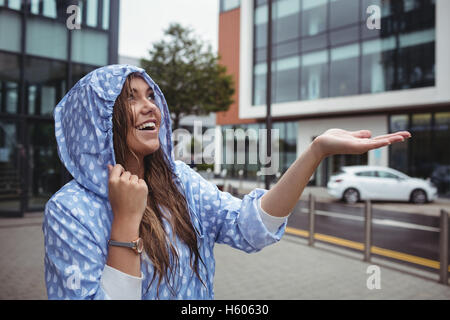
top-left (314, 129), bottom-right (411, 158)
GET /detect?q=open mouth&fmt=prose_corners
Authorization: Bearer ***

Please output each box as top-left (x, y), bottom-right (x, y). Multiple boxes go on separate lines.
top-left (136, 122), bottom-right (157, 132)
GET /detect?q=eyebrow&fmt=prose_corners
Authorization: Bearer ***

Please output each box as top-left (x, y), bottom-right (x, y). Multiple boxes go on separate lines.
top-left (131, 87), bottom-right (153, 94)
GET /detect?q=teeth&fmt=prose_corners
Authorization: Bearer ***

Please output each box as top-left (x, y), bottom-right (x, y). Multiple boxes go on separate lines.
top-left (137, 122), bottom-right (156, 130)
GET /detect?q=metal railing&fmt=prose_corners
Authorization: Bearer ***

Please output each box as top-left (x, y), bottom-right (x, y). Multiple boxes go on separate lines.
top-left (305, 195), bottom-right (449, 286)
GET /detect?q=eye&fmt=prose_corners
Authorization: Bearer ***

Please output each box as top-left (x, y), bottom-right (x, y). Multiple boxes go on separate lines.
top-left (148, 92), bottom-right (155, 101)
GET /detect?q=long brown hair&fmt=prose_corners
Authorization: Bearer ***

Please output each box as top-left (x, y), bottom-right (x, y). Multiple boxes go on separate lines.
top-left (112, 72), bottom-right (205, 297)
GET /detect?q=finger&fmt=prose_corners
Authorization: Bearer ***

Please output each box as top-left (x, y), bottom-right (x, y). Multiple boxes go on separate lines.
top-left (121, 171), bottom-right (131, 181)
top-left (109, 164), bottom-right (124, 179)
top-left (350, 130), bottom-right (372, 139)
top-left (130, 175), bottom-right (139, 184)
top-left (372, 131), bottom-right (411, 141)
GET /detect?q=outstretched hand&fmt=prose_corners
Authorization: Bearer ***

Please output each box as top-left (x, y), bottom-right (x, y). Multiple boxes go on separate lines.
top-left (313, 129), bottom-right (412, 159)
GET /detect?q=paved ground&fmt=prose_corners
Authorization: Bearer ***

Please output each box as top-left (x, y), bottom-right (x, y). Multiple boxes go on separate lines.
top-left (0, 212), bottom-right (449, 300)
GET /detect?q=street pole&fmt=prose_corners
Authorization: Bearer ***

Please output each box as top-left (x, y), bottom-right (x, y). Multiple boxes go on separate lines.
top-left (265, 0), bottom-right (273, 190)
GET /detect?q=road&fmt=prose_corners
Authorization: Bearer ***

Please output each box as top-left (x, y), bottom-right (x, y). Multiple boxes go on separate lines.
top-left (287, 200), bottom-right (449, 272)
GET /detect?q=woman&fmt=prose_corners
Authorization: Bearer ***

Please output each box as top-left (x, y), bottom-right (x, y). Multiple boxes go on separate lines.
top-left (43, 64), bottom-right (410, 300)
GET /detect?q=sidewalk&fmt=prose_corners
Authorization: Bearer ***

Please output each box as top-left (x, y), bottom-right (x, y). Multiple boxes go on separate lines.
top-left (0, 212), bottom-right (449, 299)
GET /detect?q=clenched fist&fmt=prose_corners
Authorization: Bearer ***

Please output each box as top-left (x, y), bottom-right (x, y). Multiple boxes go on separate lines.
top-left (107, 164), bottom-right (148, 228)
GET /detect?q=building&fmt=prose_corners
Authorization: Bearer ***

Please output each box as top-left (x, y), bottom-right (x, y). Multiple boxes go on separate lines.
top-left (0, 0), bottom-right (120, 216)
top-left (216, 0), bottom-right (450, 198)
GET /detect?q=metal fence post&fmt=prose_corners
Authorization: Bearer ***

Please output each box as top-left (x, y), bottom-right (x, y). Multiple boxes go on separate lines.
top-left (439, 209), bottom-right (449, 285)
top-left (308, 193), bottom-right (315, 246)
top-left (364, 199), bottom-right (372, 262)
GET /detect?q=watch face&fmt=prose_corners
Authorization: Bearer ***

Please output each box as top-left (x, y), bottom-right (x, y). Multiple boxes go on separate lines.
top-left (136, 238), bottom-right (144, 254)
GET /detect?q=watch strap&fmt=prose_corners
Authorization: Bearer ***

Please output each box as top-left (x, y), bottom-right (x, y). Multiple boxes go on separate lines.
top-left (108, 240), bottom-right (135, 249)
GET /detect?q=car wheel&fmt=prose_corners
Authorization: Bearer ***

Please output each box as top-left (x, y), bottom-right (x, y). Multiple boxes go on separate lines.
top-left (343, 188), bottom-right (359, 204)
top-left (411, 189), bottom-right (427, 204)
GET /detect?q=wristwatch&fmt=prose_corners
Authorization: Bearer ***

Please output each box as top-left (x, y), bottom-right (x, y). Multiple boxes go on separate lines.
top-left (108, 237), bottom-right (144, 254)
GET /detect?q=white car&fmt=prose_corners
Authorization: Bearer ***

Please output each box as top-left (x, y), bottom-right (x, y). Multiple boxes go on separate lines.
top-left (327, 166), bottom-right (438, 204)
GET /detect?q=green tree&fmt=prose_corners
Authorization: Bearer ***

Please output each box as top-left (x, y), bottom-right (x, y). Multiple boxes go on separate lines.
top-left (141, 23), bottom-right (235, 130)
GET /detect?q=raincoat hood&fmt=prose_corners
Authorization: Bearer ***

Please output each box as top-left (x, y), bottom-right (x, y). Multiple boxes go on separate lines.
top-left (54, 64), bottom-right (174, 198)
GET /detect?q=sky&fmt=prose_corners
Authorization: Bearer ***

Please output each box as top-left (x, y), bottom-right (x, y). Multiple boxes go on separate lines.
top-left (119, 0), bottom-right (220, 60)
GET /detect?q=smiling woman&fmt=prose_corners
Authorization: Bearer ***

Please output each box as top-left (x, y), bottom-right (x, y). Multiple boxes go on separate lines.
top-left (42, 64), bottom-right (410, 300)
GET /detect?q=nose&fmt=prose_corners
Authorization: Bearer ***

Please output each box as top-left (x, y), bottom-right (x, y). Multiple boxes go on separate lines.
top-left (141, 98), bottom-right (159, 115)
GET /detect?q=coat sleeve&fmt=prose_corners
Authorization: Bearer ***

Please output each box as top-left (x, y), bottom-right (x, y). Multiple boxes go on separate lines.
top-left (42, 198), bottom-right (111, 300)
top-left (175, 161), bottom-right (287, 253)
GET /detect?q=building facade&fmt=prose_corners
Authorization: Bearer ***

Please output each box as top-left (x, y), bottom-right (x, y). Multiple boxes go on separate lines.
top-left (0, 0), bottom-right (120, 216)
top-left (216, 0), bottom-right (450, 197)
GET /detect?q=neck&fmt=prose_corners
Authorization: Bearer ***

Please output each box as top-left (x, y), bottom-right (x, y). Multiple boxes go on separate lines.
top-left (125, 155), bottom-right (145, 179)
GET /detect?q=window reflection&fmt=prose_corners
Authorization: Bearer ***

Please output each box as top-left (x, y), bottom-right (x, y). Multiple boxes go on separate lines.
top-left (24, 57), bottom-right (66, 116)
top-left (273, 56), bottom-right (300, 103)
top-left (0, 120), bottom-right (20, 211)
top-left (0, 52), bottom-right (20, 114)
top-left (330, 44), bottom-right (360, 97)
top-left (330, 0), bottom-right (359, 29)
top-left (252, 0), bottom-right (436, 105)
top-left (301, 0), bottom-right (327, 37)
top-left (300, 49), bottom-right (328, 100)
top-left (27, 122), bottom-right (61, 208)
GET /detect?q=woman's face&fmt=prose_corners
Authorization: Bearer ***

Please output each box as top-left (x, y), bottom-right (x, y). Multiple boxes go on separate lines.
top-left (126, 76), bottom-right (162, 158)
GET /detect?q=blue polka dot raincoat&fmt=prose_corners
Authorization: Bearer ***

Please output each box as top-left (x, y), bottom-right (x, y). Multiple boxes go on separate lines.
top-left (42, 64), bottom-right (287, 299)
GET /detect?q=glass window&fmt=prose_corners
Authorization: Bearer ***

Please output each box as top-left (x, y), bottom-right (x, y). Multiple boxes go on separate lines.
top-left (361, 37), bottom-right (396, 93)
top-left (356, 171), bottom-right (377, 177)
top-left (410, 113), bottom-right (432, 179)
top-left (221, 0), bottom-right (240, 12)
top-left (300, 49), bottom-right (328, 100)
top-left (71, 63), bottom-right (97, 86)
top-left (301, 34), bottom-right (327, 53)
top-left (86, 0), bottom-right (98, 27)
top-left (24, 57), bottom-right (67, 116)
top-left (253, 62), bottom-right (275, 105)
top-left (0, 52), bottom-right (20, 114)
top-left (273, 56), bottom-right (300, 103)
top-left (274, 40), bottom-right (299, 59)
top-left (71, 29), bottom-right (108, 66)
top-left (30, 0), bottom-right (40, 14)
top-left (0, 10), bottom-right (21, 53)
top-left (330, 44), bottom-right (360, 97)
top-left (433, 112), bottom-right (450, 197)
top-left (26, 16), bottom-right (68, 60)
top-left (330, 0), bottom-right (359, 29)
top-left (0, 0), bottom-right (4, 6)
top-left (397, 33), bottom-right (435, 90)
top-left (43, 0), bottom-right (57, 18)
top-left (389, 114), bottom-right (409, 174)
top-left (273, 0), bottom-right (300, 43)
top-left (27, 121), bottom-right (62, 208)
top-left (7, 0), bottom-right (21, 10)
top-left (102, 0), bottom-right (110, 30)
top-left (0, 119), bottom-right (20, 212)
top-left (301, 0), bottom-right (327, 37)
top-left (329, 25), bottom-right (359, 46)
top-left (377, 171), bottom-right (399, 179)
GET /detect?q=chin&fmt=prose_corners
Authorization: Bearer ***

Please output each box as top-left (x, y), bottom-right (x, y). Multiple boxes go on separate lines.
top-left (142, 141), bottom-right (160, 156)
